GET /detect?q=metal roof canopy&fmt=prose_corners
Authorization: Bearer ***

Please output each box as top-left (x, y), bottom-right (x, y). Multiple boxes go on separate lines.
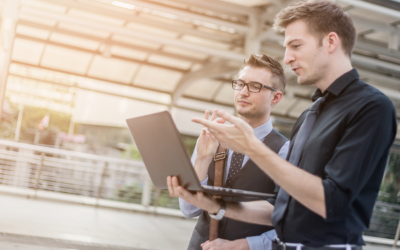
top-left (0, 0), bottom-right (399, 136)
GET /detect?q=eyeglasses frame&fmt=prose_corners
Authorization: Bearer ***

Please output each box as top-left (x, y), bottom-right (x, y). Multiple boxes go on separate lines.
top-left (231, 80), bottom-right (279, 93)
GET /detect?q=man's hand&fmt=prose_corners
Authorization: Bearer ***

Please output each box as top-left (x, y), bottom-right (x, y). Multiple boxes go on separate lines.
top-left (192, 110), bottom-right (257, 155)
top-left (167, 176), bottom-right (220, 214)
top-left (201, 238), bottom-right (250, 250)
top-left (194, 109), bottom-right (225, 182)
top-left (196, 109), bottom-right (221, 160)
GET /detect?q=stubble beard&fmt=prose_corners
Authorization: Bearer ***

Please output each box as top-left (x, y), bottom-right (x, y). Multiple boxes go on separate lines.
top-left (297, 64), bottom-right (326, 86)
top-left (237, 106), bottom-right (269, 121)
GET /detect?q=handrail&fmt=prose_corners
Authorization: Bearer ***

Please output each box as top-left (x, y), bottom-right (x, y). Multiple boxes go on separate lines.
top-left (0, 139), bottom-right (144, 165)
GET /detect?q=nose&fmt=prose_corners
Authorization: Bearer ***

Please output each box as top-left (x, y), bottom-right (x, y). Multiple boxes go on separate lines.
top-left (284, 48), bottom-right (294, 65)
top-left (239, 84), bottom-right (250, 95)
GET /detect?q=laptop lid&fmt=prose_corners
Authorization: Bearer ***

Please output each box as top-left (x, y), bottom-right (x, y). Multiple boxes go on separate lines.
top-left (126, 111), bottom-right (203, 191)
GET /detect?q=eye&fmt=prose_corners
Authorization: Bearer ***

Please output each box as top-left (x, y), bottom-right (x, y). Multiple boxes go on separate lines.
top-left (292, 45), bottom-right (300, 49)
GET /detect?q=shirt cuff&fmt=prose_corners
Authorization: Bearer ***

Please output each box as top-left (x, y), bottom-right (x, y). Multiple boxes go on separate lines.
top-left (200, 176), bottom-right (209, 185)
top-left (246, 236), bottom-right (265, 250)
top-left (246, 230), bottom-right (276, 250)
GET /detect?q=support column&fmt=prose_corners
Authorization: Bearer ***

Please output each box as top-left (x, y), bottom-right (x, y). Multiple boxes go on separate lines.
top-left (244, 14), bottom-right (262, 56)
top-left (14, 104), bottom-right (23, 141)
top-left (389, 33), bottom-right (399, 52)
top-left (141, 174), bottom-right (152, 207)
top-left (0, 0), bottom-right (20, 122)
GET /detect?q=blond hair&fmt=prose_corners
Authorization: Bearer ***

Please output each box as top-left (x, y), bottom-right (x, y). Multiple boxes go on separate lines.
top-left (242, 54), bottom-right (286, 92)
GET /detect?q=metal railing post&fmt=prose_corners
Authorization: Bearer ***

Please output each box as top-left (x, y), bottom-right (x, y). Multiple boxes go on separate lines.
top-left (34, 153), bottom-right (45, 198)
top-left (393, 219), bottom-right (400, 248)
top-left (152, 188), bottom-right (161, 214)
top-left (141, 175), bottom-right (152, 207)
top-left (96, 162), bottom-right (108, 206)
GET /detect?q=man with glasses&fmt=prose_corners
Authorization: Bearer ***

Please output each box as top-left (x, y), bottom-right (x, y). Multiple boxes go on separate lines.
top-left (179, 53), bottom-right (290, 250)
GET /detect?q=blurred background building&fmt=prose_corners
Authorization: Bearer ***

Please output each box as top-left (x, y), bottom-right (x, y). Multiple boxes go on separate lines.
top-left (0, 0), bottom-right (399, 249)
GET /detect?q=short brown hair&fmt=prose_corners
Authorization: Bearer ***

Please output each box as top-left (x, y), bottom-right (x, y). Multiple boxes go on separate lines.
top-left (273, 0), bottom-right (356, 57)
top-left (242, 53), bottom-right (286, 92)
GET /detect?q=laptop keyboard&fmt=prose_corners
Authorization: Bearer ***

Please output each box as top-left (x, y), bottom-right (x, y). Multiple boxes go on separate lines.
top-left (202, 185), bottom-right (244, 193)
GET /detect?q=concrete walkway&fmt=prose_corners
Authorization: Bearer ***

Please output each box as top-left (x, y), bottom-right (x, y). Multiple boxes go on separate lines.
top-left (0, 194), bottom-right (196, 250)
top-left (0, 192), bottom-right (398, 250)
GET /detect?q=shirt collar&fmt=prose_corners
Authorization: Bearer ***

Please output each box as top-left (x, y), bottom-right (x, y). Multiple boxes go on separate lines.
top-left (253, 119), bottom-right (273, 140)
top-left (312, 68), bottom-right (359, 101)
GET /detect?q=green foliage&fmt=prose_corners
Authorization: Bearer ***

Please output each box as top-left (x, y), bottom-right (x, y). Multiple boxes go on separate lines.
top-left (114, 184), bottom-right (179, 209)
top-left (121, 145), bottom-right (142, 160)
top-left (151, 188), bottom-right (179, 209)
top-left (0, 101), bottom-right (71, 143)
top-left (181, 134), bottom-right (197, 157)
top-left (115, 183), bottom-right (143, 204)
top-left (378, 151), bottom-right (400, 204)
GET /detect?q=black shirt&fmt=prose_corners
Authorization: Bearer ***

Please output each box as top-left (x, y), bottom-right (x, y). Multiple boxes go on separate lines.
top-left (275, 69), bottom-right (397, 246)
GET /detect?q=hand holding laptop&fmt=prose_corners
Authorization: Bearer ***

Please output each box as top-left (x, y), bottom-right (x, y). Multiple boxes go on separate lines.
top-left (167, 175), bottom-right (221, 214)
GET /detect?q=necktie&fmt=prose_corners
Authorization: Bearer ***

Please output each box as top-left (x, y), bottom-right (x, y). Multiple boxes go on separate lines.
top-left (226, 152), bottom-right (245, 187)
top-left (271, 96), bottom-right (327, 226)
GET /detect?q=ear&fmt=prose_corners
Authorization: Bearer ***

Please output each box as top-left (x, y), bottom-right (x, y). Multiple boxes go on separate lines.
top-left (271, 91), bottom-right (283, 107)
top-left (325, 32), bottom-right (340, 53)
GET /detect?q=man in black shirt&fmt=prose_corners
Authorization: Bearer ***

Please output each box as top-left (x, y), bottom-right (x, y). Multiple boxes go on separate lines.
top-left (168, 0), bottom-right (397, 248)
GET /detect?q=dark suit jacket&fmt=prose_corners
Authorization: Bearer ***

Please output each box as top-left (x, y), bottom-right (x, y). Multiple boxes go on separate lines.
top-left (187, 129), bottom-right (288, 250)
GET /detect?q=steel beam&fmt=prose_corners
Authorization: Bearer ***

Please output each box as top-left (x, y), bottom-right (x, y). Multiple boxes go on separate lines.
top-left (351, 16), bottom-right (400, 37)
top-left (41, 0), bottom-right (249, 34)
top-left (352, 54), bottom-right (400, 74)
top-left (17, 20), bottom-right (206, 64)
top-left (168, 0), bottom-right (263, 16)
top-left (356, 39), bottom-right (400, 60)
top-left (11, 61), bottom-right (173, 95)
top-left (19, 8), bottom-right (246, 62)
top-left (338, 0), bottom-right (400, 19)
top-left (15, 34), bottom-right (190, 73)
top-left (170, 62), bottom-right (238, 108)
top-left (389, 33), bottom-right (399, 51)
top-left (34, 0), bottom-right (239, 43)
top-left (103, 0), bottom-right (249, 33)
top-left (8, 71), bottom-right (234, 114)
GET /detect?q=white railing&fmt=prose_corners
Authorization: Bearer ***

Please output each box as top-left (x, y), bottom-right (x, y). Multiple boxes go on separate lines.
top-left (0, 140), bottom-right (156, 206)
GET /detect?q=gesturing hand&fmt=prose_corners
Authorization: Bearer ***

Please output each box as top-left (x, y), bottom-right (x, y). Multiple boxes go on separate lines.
top-left (192, 110), bottom-right (257, 155)
top-left (196, 109), bottom-right (225, 161)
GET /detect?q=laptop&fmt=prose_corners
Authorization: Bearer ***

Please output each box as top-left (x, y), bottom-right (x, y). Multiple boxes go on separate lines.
top-left (126, 110), bottom-right (276, 199)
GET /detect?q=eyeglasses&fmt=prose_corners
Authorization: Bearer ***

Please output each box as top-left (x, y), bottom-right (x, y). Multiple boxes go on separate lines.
top-left (232, 80), bottom-right (279, 93)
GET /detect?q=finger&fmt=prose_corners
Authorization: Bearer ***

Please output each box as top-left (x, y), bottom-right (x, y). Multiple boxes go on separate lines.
top-left (210, 109), bottom-right (218, 121)
top-left (201, 241), bottom-right (209, 247)
top-left (203, 110), bottom-right (210, 130)
top-left (176, 186), bottom-right (196, 200)
top-left (167, 176), bottom-right (174, 197)
top-left (204, 110), bottom-right (209, 120)
top-left (217, 110), bottom-right (247, 130)
top-left (192, 117), bottom-right (225, 133)
top-left (172, 176), bottom-right (190, 198)
top-left (215, 118), bottom-right (225, 124)
top-left (171, 176), bottom-right (180, 189)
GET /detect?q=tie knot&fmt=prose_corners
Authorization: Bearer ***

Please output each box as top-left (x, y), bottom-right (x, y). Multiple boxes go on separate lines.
top-left (309, 96), bottom-right (326, 112)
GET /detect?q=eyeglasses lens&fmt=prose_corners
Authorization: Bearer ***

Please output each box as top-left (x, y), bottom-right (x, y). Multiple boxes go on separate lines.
top-left (233, 80), bottom-right (261, 93)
